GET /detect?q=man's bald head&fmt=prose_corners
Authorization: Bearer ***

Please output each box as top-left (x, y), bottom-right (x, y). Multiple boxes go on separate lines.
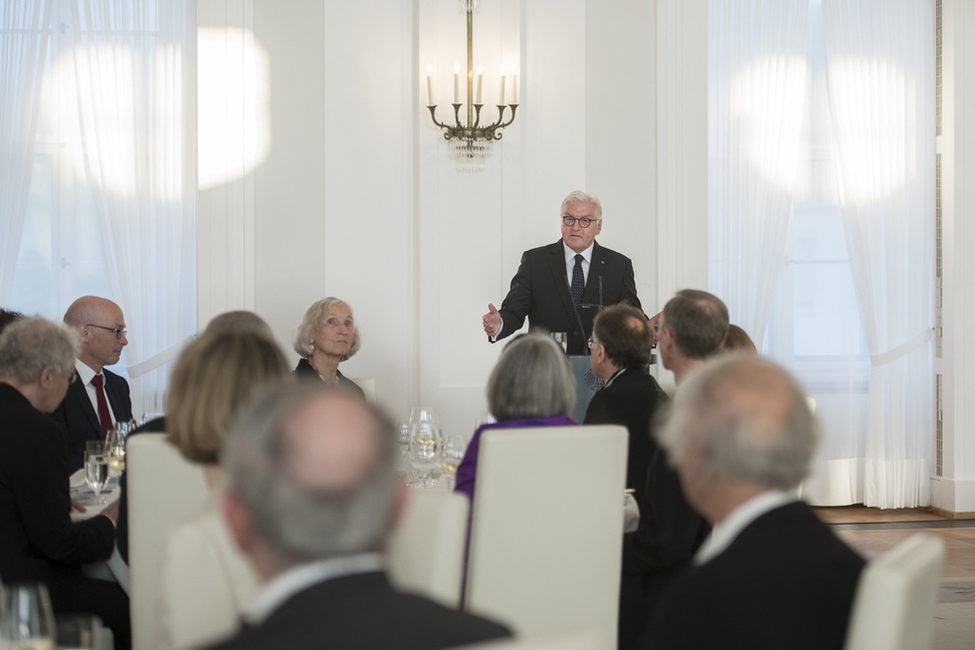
top-left (63, 296), bottom-right (127, 371)
top-left (223, 382), bottom-right (398, 565)
top-left (658, 354), bottom-right (818, 492)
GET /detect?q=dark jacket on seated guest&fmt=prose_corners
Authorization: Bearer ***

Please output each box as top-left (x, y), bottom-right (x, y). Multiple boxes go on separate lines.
top-left (293, 358), bottom-right (363, 398)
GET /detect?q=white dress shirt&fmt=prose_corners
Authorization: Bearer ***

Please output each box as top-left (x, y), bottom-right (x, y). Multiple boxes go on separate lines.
top-left (75, 359), bottom-right (119, 427)
top-left (563, 241), bottom-right (594, 288)
top-left (693, 490), bottom-right (798, 566)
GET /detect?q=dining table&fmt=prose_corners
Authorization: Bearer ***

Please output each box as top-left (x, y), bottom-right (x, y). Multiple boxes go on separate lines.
top-left (69, 469), bottom-right (130, 594)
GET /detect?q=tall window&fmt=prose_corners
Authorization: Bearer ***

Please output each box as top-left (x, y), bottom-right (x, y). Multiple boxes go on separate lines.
top-left (1, 0), bottom-right (196, 415)
top-left (709, 0), bottom-right (935, 508)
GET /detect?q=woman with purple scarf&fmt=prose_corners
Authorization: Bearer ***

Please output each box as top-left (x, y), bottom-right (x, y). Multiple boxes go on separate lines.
top-left (454, 332), bottom-right (576, 506)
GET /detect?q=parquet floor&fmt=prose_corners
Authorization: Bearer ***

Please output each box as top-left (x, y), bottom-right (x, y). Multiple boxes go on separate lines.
top-left (814, 506), bottom-right (975, 650)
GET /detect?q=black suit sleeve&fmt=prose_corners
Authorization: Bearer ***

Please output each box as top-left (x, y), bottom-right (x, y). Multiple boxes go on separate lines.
top-left (11, 421), bottom-right (115, 566)
top-left (620, 258), bottom-right (641, 312)
top-left (495, 250), bottom-right (534, 341)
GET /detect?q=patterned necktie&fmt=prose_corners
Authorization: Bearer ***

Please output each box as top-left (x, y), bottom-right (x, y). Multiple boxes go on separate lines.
top-left (571, 254), bottom-right (585, 306)
top-left (90, 374), bottom-right (114, 441)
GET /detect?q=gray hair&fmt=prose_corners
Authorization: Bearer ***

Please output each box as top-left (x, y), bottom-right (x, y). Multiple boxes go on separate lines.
top-left (204, 310), bottom-right (274, 338)
top-left (658, 354), bottom-right (818, 491)
top-left (0, 316), bottom-right (80, 384)
top-left (292, 297), bottom-right (361, 360)
top-left (661, 289), bottom-right (729, 360)
top-left (488, 332), bottom-right (576, 421)
top-left (222, 382), bottom-right (398, 564)
top-left (560, 190), bottom-right (602, 221)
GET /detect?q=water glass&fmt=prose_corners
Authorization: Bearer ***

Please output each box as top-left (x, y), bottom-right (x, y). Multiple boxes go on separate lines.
top-left (441, 433), bottom-right (468, 489)
top-left (0, 583), bottom-right (56, 650)
top-left (83, 449), bottom-right (109, 506)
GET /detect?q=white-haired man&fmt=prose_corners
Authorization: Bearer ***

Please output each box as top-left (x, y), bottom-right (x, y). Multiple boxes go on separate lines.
top-left (482, 190), bottom-right (642, 354)
top-left (207, 383), bottom-right (511, 649)
top-left (643, 356), bottom-right (864, 649)
top-left (0, 317), bottom-right (129, 648)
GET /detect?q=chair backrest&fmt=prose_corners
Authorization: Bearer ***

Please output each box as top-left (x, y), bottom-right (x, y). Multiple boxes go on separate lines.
top-left (387, 491), bottom-right (470, 608)
top-left (464, 425), bottom-right (627, 650)
top-left (349, 377), bottom-right (376, 404)
top-left (843, 532), bottom-right (945, 650)
top-left (127, 433), bottom-right (210, 650)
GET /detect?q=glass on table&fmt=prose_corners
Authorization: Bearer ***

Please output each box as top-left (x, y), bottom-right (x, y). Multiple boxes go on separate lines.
top-left (441, 433), bottom-right (468, 489)
top-left (408, 407), bottom-right (442, 488)
top-left (83, 443), bottom-right (109, 506)
top-left (394, 417), bottom-right (411, 479)
top-left (0, 582), bottom-right (56, 650)
top-left (54, 614), bottom-right (102, 650)
top-left (103, 421), bottom-right (132, 473)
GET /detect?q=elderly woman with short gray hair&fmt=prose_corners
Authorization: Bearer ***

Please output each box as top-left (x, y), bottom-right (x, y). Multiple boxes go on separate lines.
top-left (292, 297), bottom-right (364, 398)
top-left (454, 332), bottom-right (576, 505)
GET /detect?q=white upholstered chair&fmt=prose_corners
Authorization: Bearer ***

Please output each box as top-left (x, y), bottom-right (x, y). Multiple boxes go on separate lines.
top-left (463, 424), bottom-right (628, 650)
top-left (387, 491), bottom-right (470, 608)
top-left (843, 532), bottom-right (945, 650)
top-left (126, 433), bottom-right (210, 650)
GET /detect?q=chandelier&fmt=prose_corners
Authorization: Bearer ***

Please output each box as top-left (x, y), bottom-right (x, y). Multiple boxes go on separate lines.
top-left (425, 1), bottom-right (518, 171)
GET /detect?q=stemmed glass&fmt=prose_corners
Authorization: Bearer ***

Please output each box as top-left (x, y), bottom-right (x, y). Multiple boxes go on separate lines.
top-left (104, 420), bottom-right (133, 474)
top-left (394, 417), bottom-right (411, 479)
top-left (84, 443), bottom-right (109, 506)
top-left (408, 407), bottom-right (441, 488)
top-left (441, 433), bottom-right (468, 490)
top-left (0, 583), bottom-right (56, 650)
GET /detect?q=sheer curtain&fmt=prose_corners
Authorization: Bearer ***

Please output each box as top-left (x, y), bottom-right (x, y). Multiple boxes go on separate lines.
top-left (67, 0), bottom-right (195, 414)
top-left (0, 0), bottom-right (53, 303)
top-left (708, 0), bottom-right (809, 343)
top-left (822, 0), bottom-right (935, 508)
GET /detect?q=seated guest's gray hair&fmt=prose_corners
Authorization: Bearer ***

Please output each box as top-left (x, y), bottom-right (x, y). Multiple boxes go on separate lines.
top-left (223, 382), bottom-right (397, 564)
top-left (292, 297), bottom-right (361, 360)
top-left (487, 332), bottom-right (576, 422)
top-left (658, 354), bottom-right (818, 491)
top-left (0, 316), bottom-right (79, 383)
top-left (560, 190), bottom-right (603, 220)
top-left (204, 310), bottom-right (274, 338)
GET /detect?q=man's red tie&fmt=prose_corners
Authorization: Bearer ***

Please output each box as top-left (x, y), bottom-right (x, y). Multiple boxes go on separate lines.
top-left (90, 374), bottom-right (114, 441)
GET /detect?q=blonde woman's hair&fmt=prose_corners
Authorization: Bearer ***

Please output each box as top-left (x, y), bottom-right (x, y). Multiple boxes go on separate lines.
top-left (167, 331), bottom-right (290, 464)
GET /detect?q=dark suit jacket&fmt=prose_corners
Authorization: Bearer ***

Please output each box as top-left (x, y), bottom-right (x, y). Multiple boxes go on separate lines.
top-left (292, 358), bottom-right (365, 399)
top-left (204, 570), bottom-right (511, 650)
top-left (0, 384), bottom-right (116, 613)
top-left (643, 501), bottom-right (865, 650)
top-left (495, 240), bottom-right (641, 354)
top-left (51, 367), bottom-right (132, 474)
top-left (583, 367), bottom-right (667, 502)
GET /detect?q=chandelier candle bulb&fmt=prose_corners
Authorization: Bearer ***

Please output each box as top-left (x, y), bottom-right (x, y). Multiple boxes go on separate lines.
top-left (476, 66), bottom-right (484, 104)
top-left (426, 65), bottom-right (434, 106)
top-left (499, 65), bottom-right (506, 104)
top-left (511, 68), bottom-right (517, 104)
top-left (454, 61), bottom-right (460, 103)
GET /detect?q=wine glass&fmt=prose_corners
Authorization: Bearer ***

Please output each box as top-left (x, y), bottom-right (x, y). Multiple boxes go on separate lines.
top-left (0, 583), bottom-right (56, 650)
top-left (55, 614), bottom-right (102, 650)
top-left (84, 449), bottom-right (109, 506)
top-left (441, 433), bottom-right (468, 490)
top-left (394, 417), bottom-right (411, 479)
top-left (104, 420), bottom-right (132, 474)
top-left (408, 407), bottom-right (441, 488)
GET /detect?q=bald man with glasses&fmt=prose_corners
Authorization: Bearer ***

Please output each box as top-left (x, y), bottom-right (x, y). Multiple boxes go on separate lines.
top-left (482, 190), bottom-right (642, 355)
top-left (52, 296), bottom-right (133, 474)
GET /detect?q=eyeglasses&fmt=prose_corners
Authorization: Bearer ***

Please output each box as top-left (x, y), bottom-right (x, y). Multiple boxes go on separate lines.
top-left (68, 372), bottom-right (77, 384)
top-left (587, 336), bottom-right (600, 350)
top-left (562, 215), bottom-right (600, 228)
top-left (87, 324), bottom-right (127, 340)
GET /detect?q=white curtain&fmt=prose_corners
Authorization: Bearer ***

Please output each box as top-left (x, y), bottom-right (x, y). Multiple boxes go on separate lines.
top-left (68, 0), bottom-right (196, 415)
top-left (0, 0), bottom-right (54, 304)
top-left (708, 0), bottom-right (809, 344)
top-left (822, 0), bottom-right (935, 508)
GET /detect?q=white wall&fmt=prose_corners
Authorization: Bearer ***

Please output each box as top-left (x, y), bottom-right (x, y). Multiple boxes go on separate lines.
top-left (197, 0), bottom-right (973, 513)
top-left (933, 0), bottom-right (975, 513)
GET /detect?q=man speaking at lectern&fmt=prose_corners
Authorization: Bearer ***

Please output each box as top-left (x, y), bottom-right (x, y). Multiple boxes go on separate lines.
top-left (482, 190), bottom-right (642, 355)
